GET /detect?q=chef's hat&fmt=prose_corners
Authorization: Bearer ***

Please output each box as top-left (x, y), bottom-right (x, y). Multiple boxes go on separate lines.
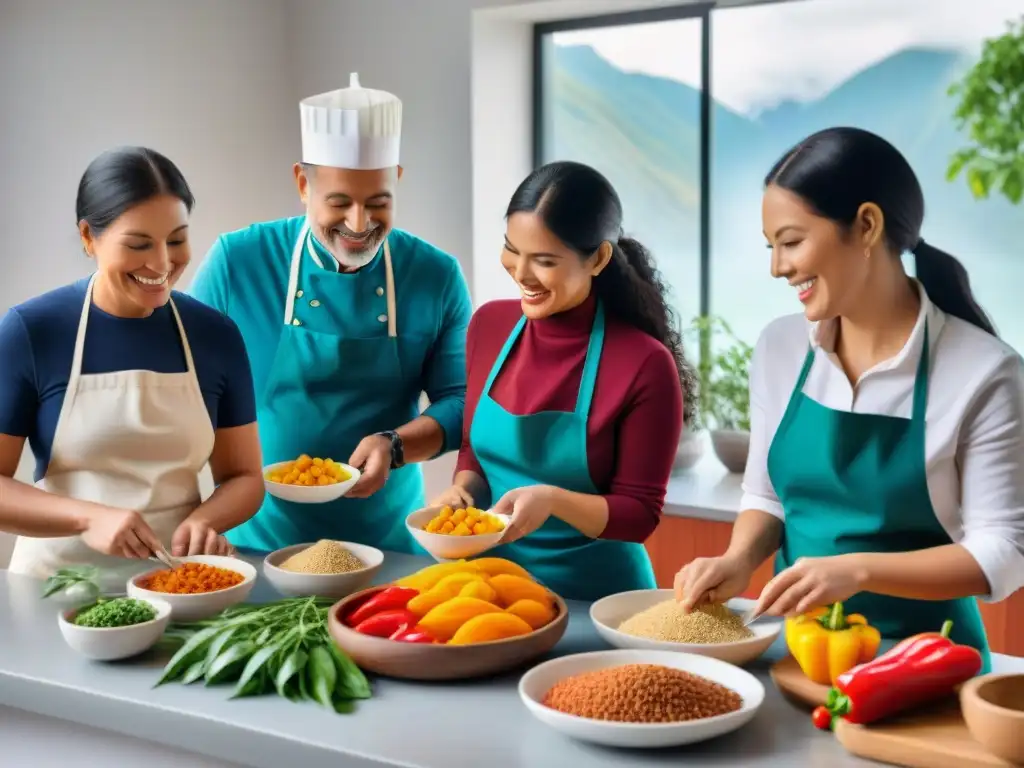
top-left (299, 73), bottom-right (402, 170)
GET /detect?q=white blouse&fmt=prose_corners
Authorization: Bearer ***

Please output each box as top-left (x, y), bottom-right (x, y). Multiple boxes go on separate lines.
top-left (741, 283), bottom-right (1024, 603)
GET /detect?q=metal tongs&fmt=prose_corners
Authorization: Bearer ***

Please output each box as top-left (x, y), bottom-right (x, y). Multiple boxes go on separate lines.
top-left (150, 545), bottom-right (181, 570)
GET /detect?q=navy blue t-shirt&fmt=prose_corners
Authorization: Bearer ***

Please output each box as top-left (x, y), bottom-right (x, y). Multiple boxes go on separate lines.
top-left (0, 278), bottom-right (257, 481)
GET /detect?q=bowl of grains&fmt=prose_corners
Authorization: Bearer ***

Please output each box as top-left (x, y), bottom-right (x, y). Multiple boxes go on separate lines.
top-left (519, 649), bottom-right (764, 748)
top-left (127, 555), bottom-right (257, 622)
top-left (263, 540), bottom-right (384, 598)
top-left (589, 589), bottom-right (781, 666)
top-left (58, 596), bottom-right (173, 661)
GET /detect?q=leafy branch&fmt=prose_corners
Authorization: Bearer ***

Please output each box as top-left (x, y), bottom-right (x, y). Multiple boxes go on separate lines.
top-left (947, 16), bottom-right (1024, 205)
top-left (688, 315), bottom-right (753, 432)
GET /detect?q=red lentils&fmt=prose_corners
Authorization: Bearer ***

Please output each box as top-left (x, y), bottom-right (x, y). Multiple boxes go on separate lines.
top-left (542, 663), bottom-right (743, 723)
top-left (138, 562), bottom-right (244, 594)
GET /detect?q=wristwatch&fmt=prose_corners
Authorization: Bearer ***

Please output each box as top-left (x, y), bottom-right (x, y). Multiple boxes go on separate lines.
top-left (375, 430), bottom-right (405, 469)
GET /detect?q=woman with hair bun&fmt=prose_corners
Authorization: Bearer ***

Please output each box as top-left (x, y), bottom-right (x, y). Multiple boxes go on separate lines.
top-left (675, 127), bottom-right (1024, 670)
top-left (0, 147), bottom-right (263, 581)
top-left (432, 160), bottom-right (697, 601)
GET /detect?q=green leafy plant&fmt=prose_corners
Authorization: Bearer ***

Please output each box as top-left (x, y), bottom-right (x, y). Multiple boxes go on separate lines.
top-left (42, 565), bottom-right (101, 600)
top-left (689, 315), bottom-right (753, 432)
top-left (947, 16), bottom-right (1024, 204)
top-left (157, 596), bottom-right (370, 713)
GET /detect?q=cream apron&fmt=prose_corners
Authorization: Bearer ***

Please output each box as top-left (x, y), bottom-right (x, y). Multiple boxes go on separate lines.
top-left (7, 274), bottom-right (215, 589)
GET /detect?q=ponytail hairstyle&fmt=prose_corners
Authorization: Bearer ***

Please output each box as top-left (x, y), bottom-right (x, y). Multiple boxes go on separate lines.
top-left (765, 127), bottom-right (996, 336)
top-left (505, 161), bottom-right (699, 425)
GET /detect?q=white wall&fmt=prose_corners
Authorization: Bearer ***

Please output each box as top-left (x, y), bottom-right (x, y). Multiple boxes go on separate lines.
top-left (0, 0), bottom-right (301, 564)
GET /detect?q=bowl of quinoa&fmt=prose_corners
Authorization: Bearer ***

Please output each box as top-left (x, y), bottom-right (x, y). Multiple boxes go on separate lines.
top-left (589, 589), bottom-right (781, 666)
top-left (263, 540), bottom-right (383, 598)
top-left (519, 649), bottom-right (764, 748)
top-left (58, 596), bottom-right (172, 661)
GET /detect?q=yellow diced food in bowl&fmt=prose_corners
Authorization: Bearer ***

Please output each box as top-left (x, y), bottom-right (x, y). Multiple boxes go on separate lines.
top-left (423, 506), bottom-right (505, 536)
top-left (266, 456), bottom-right (351, 486)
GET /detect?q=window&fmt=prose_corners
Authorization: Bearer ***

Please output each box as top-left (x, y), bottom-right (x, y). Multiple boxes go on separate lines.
top-left (535, 7), bottom-right (707, 328)
top-left (535, 0), bottom-right (1024, 352)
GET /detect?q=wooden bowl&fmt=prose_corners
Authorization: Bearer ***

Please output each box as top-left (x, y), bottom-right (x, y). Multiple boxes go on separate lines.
top-left (961, 673), bottom-right (1024, 764)
top-left (327, 585), bottom-right (569, 681)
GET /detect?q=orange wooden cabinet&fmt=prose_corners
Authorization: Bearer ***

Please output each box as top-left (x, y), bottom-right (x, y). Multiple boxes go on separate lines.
top-left (645, 514), bottom-right (1024, 657)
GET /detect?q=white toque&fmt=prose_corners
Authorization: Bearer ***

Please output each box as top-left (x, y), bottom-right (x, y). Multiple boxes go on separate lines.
top-left (299, 73), bottom-right (402, 170)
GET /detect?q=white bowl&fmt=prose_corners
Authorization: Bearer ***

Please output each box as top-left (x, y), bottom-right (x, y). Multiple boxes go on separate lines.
top-left (406, 506), bottom-right (511, 562)
top-left (127, 555), bottom-right (257, 622)
top-left (58, 597), bottom-right (172, 661)
top-left (519, 649), bottom-right (765, 748)
top-left (263, 542), bottom-right (384, 598)
top-left (590, 590), bottom-right (781, 666)
top-left (263, 460), bottom-right (361, 504)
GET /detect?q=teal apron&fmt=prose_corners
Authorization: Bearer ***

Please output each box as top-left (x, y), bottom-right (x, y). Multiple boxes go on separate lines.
top-left (227, 222), bottom-right (425, 555)
top-left (768, 325), bottom-right (990, 671)
top-left (469, 300), bottom-right (657, 601)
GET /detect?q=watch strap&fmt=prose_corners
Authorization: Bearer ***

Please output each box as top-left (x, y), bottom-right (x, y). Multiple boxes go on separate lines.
top-left (376, 430), bottom-right (404, 469)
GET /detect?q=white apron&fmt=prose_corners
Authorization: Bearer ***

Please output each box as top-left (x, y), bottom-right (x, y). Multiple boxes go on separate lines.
top-left (8, 274), bottom-right (216, 587)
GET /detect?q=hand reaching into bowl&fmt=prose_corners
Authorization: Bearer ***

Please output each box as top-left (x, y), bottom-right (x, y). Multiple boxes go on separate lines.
top-left (493, 486), bottom-right (554, 544)
top-left (429, 484), bottom-right (475, 509)
top-left (171, 519), bottom-right (234, 557)
top-left (674, 554), bottom-right (755, 613)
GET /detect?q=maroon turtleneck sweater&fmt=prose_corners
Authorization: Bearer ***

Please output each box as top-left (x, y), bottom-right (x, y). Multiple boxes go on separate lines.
top-left (456, 294), bottom-right (685, 541)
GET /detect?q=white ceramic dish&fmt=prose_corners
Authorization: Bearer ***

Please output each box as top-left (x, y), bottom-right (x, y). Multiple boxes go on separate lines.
top-left (58, 597), bottom-right (172, 661)
top-left (406, 506), bottom-right (511, 562)
top-left (263, 460), bottom-right (361, 504)
top-left (127, 555), bottom-right (257, 622)
top-left (519, 649), bottom-right (765, 748)
top-left (590, 590), bottom-right (781, 666)
top-left (263, 542), bottom-right (384, 598)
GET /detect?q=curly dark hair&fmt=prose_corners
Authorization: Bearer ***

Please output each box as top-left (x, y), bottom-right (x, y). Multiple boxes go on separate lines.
top-left (505, 161), bottom-right (699, 426)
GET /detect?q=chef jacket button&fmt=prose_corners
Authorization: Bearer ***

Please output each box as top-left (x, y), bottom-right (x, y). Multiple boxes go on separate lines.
top-left (375, 286), bottom-right (384, 297)
top-left (296, 290), bottom-right (304, 298)
top-left (310, 299), bottom-right (321, 308)
top-left (292, 318), bottom-right (301, 326)
top-left (377, 314), bottom-right (388, 323)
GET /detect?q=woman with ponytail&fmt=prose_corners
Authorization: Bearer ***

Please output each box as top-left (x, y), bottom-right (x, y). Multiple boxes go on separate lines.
top-left (431, 161), bottom-right (696, 600)
top-left (675, 127), bottom-right (1024, 671)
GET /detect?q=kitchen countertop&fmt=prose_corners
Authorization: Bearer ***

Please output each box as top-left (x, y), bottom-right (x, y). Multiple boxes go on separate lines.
top-left (664, 451), bottom-right (743, 522)
top-left (3, 551), bottom-right (1022, 768)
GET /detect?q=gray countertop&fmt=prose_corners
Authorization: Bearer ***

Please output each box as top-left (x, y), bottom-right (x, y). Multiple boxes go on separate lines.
top-left (3, 552), bottom-right (1021, 768)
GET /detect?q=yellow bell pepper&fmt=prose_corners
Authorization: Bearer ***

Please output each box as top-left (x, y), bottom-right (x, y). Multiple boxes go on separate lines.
top-left (785, 602), bottom-right (882, 685)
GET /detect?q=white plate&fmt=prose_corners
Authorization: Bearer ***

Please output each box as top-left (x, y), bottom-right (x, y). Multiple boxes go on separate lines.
top-left (406, 506), bottom-right (511, 562)
top-left (519, 649), bottom-right (765, 748)
top-left (263, 460), bottom-right (361, 504)
top-left (590, 590), bottom-right (781, 666)
top-left (59, 597), bottom-right (172, 661)
top-left (263, 542), bottom-right (384, 598)
top-left (127, 555), bottom-right (257, 622)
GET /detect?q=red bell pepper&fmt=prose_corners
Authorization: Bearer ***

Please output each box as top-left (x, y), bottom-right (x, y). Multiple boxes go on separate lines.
top-left (352, 608), bottom-right (419, 638)
top-left (823, 619), bottom-right (983, 727)
top-left (389, 624), bottom-right (437, 644)
top-left (345, 586), bottom-right (419, 627)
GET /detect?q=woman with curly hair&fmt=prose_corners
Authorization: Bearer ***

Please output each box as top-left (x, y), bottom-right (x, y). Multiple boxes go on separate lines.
top-left (432, 160), bottom-right (696, 600)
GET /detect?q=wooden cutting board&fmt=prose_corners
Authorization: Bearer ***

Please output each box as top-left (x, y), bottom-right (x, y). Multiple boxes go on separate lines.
top-left (770, 656), bottom-right (1012, 767)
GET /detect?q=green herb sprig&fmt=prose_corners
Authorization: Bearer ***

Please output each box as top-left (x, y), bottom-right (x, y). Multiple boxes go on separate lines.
top-left (43, 565), bottom-right (101, 600)
top-left (156, 596), bottom-right (370, 713)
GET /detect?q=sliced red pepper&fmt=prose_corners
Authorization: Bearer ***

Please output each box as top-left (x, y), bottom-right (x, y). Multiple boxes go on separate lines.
top-left (345, 586), bottom-right (419, 627)
top-left (390, 624), bottom-right (437, 644)
top-left (826, 619), bottom-right (983, 726)
top-left (352, 608), bottom-right (419, 638)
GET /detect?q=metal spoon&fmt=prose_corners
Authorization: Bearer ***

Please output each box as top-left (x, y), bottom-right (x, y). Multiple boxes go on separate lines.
top-left (739, 606), bottom-right (761, 627)
top-left (150, 546), bottom-right (181, 570)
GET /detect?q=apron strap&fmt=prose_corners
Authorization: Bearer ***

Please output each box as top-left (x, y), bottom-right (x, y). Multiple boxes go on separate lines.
top-left (167, 297), bottom-right (198, 375)
top-left (283, 222), bottom-right (309, 327)
top-left (574, 300), bottom-right (605, 417)
top-left (911, 322), bottom-right (931, 424)
top-left (482, 316), bottom-right (527, 396)
top-left (793, 345), bottom-right (816, 395)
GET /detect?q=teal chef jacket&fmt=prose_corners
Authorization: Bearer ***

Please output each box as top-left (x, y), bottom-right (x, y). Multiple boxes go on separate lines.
top-left (188, 216), bottom-right (471, 554)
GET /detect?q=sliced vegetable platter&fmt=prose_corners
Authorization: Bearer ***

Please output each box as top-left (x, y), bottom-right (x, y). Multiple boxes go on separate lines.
top-left (156, 596), bottom-right (371, 713)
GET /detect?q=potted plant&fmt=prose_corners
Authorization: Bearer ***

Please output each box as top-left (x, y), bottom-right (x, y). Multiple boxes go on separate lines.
top-left (690, 316), bottom-right (753, 473)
